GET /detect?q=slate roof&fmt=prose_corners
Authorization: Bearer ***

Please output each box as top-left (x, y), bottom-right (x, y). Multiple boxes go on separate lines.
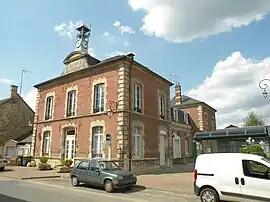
top-left (0, 98), bottom-right (10, 106)
top-left (170, 95), bottom-right (217, 112)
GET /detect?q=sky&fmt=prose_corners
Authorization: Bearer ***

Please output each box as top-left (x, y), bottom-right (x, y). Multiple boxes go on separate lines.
top-left (1, 0), bottom-right (270, 128)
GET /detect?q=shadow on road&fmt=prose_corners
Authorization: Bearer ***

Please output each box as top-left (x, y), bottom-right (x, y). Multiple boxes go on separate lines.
top-left (79, 184), bottom-right (146, 193)
top-left (0, 193), bottom-right (28, 202)
top-left (2, 168), bottom-right (15, 172)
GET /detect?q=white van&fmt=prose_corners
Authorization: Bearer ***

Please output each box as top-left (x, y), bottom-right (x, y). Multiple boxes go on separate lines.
top-left (194, 153), bottom-right (270, 202)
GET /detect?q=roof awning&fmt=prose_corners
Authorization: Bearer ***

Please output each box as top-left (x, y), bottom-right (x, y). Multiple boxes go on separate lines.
top-left (194, 125), bottom-right (270, 140)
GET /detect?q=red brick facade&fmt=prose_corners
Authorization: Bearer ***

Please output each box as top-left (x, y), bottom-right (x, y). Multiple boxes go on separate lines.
top-left (31, 52), bottom-right (173, 170)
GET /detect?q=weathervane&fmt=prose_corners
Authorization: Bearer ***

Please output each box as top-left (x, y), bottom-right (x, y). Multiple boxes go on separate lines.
top-left (258, 78), bottom-right (270, 99)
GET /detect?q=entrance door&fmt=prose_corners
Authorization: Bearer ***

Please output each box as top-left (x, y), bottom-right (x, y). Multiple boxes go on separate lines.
top-left (159, 135), bottom-right (166, 165)
top-left (65, 129), bottom-right (75, 159)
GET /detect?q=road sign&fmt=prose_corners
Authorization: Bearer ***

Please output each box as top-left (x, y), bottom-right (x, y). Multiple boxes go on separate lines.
top-left (106, 134), bottom-right (111, 145)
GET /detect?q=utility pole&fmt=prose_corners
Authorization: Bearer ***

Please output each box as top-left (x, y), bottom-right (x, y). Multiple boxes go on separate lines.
top-left (19, 69), bottom-right (31, 95)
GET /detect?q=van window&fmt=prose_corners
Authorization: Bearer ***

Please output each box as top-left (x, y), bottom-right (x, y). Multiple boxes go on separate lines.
top-left (242, 160), bottom-right (269, 180)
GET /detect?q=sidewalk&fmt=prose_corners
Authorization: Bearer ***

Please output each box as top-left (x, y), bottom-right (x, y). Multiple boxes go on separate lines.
top-left (0, 166), bottom-right (60, 180)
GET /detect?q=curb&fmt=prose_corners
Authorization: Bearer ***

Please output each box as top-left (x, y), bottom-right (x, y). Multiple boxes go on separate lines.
top-left (20, 175), bottom-right (61, 180)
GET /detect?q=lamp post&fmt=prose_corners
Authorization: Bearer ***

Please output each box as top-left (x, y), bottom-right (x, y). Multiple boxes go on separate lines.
top-left (259, 79), bottom-right (270, 99)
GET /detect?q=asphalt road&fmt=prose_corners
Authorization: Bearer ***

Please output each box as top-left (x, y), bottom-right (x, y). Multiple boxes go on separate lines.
top-left (0, 177), bottom-right (200, 202)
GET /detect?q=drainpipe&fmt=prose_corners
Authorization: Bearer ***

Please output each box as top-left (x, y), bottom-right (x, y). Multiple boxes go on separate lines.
top-left (127, 53), bottom-right (135, 172)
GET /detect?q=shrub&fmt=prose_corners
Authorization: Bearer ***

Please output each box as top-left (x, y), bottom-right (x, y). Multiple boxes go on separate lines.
top-left (61, 159), bottom-right (73, 167)
top-left (240, 144), bottom-right (267, 157)
top-left (38, 163), bottom-right (51, 170)
top-left (39, 156), bottom-right (49, 164)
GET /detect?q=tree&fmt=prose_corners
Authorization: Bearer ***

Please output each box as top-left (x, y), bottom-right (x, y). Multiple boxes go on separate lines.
top-left (243, 111), bottom-right (265, 127)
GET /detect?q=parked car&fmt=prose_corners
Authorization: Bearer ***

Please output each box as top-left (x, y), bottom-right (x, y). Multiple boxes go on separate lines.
top-left (70, 158), bottom-right (137, 192)
top-left (0, 155), bottom-right (8, 171)
top-left (194, 153), bottom-right (270, 202)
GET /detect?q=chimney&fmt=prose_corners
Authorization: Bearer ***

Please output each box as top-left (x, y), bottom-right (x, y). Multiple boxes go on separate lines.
top-left (175, 83), bottom-right (182, 105)
top-left (10, 85), bottom-right (18, 98)
top-left (127, 53), bottom-right (135, 60)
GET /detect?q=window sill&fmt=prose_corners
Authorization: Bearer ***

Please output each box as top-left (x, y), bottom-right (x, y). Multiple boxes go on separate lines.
top-left (132, 157), bottom-right (158, 161)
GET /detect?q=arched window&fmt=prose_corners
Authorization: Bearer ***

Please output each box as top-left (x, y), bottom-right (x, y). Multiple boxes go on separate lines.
top-left (92, 126), bottom-right (104, 157)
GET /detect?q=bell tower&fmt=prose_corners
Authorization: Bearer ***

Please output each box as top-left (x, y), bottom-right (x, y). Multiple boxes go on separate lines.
top-left (74, 24), bottom-right (91, 53)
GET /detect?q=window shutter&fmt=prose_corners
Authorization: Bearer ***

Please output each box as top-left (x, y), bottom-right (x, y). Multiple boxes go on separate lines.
top-left (170, 107), bottom-right (174, 120)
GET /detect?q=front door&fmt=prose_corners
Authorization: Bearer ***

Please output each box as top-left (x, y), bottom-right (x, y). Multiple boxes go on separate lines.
top-left (159, 135), bottom-right (166, 165)
top-left (240, 159), bottom-right (270, 201)
top-left (65, 130), bottom-right (75, 160)
top-left (173, 137), bottom-right (181, 158)
top-left (87, 161), bottom-right (101, 185)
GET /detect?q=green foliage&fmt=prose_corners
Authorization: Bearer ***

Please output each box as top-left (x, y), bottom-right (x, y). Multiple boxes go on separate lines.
top-left (61, 159), bottom-right (73, 167)
top-left (243, 111), bottom-right (265, 127)
top-left (38, 163), bottom-right (51, 170)
top-left (240, 144), bottom-right (267, 157)
top-left (39, 156), bottom-right (49, 164)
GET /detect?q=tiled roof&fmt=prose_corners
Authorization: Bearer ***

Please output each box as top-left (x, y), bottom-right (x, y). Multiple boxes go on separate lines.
top-left (0, 98), bottom-right (10, 106)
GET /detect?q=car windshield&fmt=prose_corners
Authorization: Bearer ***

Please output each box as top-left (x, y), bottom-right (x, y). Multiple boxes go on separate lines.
top-left (262, 157), bottom-right (270, 165)
top-left (98, 161), bottom-right (120, 171)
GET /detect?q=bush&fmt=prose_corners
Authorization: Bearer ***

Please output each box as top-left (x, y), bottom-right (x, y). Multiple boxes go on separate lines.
top-left (61, 159), bottom-right (73, 167)
top-left (39, 156), bottom-right (49, 164)
top-left (240, 144), bottom-right (267, 157)
top-left (38, 163), bottom-right (51, 170)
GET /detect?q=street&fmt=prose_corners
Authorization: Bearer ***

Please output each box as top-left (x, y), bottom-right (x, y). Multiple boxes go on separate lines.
top-left (0, 177), bottom-right (200, 202)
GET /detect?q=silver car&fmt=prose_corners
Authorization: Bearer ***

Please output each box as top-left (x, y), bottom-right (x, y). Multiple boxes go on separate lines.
top-left (0, 155), bottom-right (8, 171)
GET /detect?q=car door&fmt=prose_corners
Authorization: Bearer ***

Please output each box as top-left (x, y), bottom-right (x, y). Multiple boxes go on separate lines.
top-left (76, 161), bottom-right (89, 182)
top-left (87, 161), bottom-right (102, 185)
top-left (239, 159), bottom-right (270, 201)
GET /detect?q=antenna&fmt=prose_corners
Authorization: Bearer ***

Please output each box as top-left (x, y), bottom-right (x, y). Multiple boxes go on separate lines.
top-left (169, 74), bottom-right (180, 85)
top-left (19, 69), bottom-right (31, 95)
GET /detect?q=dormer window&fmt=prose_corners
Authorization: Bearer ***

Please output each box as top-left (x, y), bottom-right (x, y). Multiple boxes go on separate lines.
top-left (184, 112), bottom-right (189, 124)
top-left (173, 108), bottom-right (178, 121)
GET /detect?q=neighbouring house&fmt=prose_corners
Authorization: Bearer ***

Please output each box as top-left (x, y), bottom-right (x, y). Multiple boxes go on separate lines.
top-left (194, 125), bottom-right (270, 155)
top-left (170, 84), bottom-right (217, 157)
top-left (31, 24), bottom-right (173, 171)
top-left (225, 124), bottom-right (238, 129)
top-left (0, 85), bottom-right (34, 158)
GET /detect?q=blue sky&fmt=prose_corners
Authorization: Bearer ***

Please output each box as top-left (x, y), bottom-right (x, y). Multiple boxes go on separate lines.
top-left (1, 0), bottom-right (270, 127)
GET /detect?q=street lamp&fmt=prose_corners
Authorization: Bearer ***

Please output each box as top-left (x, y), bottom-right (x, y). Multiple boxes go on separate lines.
top-left (259, 79), bottom-right (270, 99)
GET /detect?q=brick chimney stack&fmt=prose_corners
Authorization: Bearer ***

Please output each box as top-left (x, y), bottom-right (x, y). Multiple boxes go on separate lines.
top-left (175, 83), bottom-right (182, 105)
top-left (10, 85), bottom-right (18, 98)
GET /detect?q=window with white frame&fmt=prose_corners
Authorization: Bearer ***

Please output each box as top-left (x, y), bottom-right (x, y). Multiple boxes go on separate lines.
top-left (133, 126), bottom-right (141, 158)
top-left (92, 126), bottom-right (104, 158)
top-left (93, 83), bottom-right (105, 113)
top-left (185, 137), bottom-right (189, 155)
top-left (45, 96), bottom-right (53, 120)
top-left (173, 108), bottom-right (178, 121)
top-left (184, 112), bottom-right (189, 124)
top-left (159, 94), bottom-right (165, 119)
top-left (134, 84), bottom-right (142, 113)
top-left (66, 90), bottom-right (76, 117)
top-left (42, 131), bottom-right (51, 155)
top-left (173, 137), bottom-right (181, 158)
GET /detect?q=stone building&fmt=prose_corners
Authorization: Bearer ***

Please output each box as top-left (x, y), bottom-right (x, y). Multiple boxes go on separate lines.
top-left (31, 24), bottom-right (173, 171)
top-left (170, 84), bottom-right (217, 155)
top-left (0, 85), bottom-right (34, 157)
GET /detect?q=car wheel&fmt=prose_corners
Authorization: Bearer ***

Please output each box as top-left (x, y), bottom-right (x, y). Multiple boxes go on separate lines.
top-left (104, 179), bottom-right (114, 193)
top-left (0, 167), bottom-right (4, 172)
top-left (200, 188), bottom-right (219, 202)
top-left (71, 176), bottom-right (79, 187)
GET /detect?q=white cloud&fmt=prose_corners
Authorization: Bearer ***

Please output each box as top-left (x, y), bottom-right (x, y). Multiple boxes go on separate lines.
top-left (88, 48), bottom-right (95, 57)
top-left (105, 51), bottom-right (127, 58)
top-left (23, 88), bottom-right (37, 110)
top-left (128, 0), bottom-right (270, 43)
top-left (124, 41), bottom-right (130, 47)
top-left (54, 20), bottom-right (84, 39)
top-left (0, 78), bottom-right (12, 85)
top-left (102, 32), bottom-right (116, 42)
top-left (187, 52), bottom-right (270, 129)
top-left (113, 20), bottom-right (136, 35)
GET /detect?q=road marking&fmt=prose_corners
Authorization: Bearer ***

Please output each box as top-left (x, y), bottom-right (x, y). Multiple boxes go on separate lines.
top-left (26, 180), bottom-right (152, 202)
